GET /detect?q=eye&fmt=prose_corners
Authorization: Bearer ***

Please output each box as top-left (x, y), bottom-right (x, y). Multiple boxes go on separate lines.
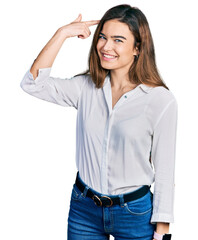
top-left (115, 39), bottom-right (123, 43)
top-left (98, 35), bottom-right (106, 40)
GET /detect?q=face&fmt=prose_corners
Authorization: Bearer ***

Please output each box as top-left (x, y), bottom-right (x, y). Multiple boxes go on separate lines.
top-left (96, 19), bottom-right (138, 73)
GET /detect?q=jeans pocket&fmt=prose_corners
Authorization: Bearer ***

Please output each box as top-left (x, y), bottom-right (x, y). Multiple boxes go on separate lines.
top-left (71, 184), bottom-right (83, 201)
top-left (124, 190), bottom-right (153, 216)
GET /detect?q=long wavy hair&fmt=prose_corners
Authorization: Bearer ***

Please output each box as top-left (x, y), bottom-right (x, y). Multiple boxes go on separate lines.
top-left (77, 4), bottom-right (169, 90)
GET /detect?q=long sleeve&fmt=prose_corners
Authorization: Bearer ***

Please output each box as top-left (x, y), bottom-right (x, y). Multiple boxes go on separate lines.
top-left (150, 98), bottom-right (178, 224)
top-left (20, 65), bottom-right (87, 109)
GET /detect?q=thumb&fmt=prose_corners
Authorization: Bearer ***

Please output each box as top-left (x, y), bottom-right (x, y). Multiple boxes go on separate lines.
top-left (73, 13), bottom-right (82, 23)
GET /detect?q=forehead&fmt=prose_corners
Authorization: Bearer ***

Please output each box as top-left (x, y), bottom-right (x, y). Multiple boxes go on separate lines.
top-left (101, 19), bottom-right (132, 36)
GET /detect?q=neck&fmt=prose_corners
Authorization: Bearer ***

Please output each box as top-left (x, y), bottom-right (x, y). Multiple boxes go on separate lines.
top-left (110, 69), bottom-right (136, 90)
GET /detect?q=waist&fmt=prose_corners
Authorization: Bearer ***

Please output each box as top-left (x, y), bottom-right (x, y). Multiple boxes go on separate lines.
top-left (77, 169), bottom-right (154, 195)
top-left (75, 171), bottom-right (151, 207)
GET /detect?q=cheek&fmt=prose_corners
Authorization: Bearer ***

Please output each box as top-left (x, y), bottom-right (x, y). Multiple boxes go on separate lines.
top-left (96, 41), bottom-right (102, 52)
top-left (120, 46), bottom-right (134, 60)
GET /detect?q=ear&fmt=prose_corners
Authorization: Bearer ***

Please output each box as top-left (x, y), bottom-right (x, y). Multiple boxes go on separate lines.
top-left (133, 46), bottom-right (139, 57)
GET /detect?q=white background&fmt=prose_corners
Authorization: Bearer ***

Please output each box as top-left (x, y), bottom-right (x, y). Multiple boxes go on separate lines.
top-left (0, 0), bottom-right (197, 239)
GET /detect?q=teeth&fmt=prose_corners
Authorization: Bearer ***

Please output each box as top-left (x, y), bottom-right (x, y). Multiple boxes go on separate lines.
top-left (103, 54), bottom-right (116, 59)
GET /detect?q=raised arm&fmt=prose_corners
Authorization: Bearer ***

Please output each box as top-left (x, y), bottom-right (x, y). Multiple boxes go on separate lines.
top-left (20, 15), bottom-right (99, 108)
top-left (30, 14), bottom-right (100, 80)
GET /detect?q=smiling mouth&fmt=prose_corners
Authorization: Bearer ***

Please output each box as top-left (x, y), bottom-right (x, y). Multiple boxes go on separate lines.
top-left (101, 53), bottom-right (118, 60)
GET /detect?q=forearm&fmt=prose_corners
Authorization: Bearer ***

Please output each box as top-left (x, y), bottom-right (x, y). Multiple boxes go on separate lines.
top-left (153, 223), bottom-right (170, 240)
top-left (29, 14), bottom-right (99, 80)
top-left (156, 222), bottom-right (169, 234)
top-left (154, 222), bottom-right (170, 236)
top-left (30, 28), bottom-right (67, 80)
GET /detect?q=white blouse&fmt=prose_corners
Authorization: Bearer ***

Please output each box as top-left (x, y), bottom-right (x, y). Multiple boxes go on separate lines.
top-left (20, 65), bottom-right (178, 224)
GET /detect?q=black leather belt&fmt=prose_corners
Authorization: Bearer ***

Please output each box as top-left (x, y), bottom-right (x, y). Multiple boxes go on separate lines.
top-left (75, 172), bottom-right (151, 207)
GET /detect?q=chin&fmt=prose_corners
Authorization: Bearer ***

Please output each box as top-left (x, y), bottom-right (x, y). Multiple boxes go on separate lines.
top-left (100, 62), bottom-right (117, 70)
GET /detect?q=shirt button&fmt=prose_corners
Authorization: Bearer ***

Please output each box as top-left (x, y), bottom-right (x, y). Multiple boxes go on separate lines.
top-left (124, 95), bottom-right (127, 98)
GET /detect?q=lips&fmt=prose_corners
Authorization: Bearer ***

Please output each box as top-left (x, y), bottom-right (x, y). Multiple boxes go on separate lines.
top-left (101, 52), bottom-right (118, 60)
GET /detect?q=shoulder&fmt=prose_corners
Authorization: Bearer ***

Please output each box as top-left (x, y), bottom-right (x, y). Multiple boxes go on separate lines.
top-left (77, 73), bottom-right (97, 88)
top-left (144, 85), bottom-right (178, 130)
top-left (70, 73), bottom-right (98, 94)
top-left (145, 86), bottom-right (178, 121)
top-left (148, 85), bottom-right (177, 106)
top-left (71, 73), bottom-right (91, 88)
top-left (72, 73), bottom-right (92, 82)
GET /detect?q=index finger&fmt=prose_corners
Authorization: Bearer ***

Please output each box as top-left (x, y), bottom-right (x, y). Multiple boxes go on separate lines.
top-left (83, 20), bottom-right (100, 26)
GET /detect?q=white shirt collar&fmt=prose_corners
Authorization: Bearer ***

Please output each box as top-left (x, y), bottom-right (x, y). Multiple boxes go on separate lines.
top-left (103, 74), bottom-right (153, 94)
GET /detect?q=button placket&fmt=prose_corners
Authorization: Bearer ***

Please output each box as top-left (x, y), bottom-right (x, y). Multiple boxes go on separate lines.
top-left (100, 111), bottom-right (115, 194)
top-left (101, 76), bottom-right (142, 194)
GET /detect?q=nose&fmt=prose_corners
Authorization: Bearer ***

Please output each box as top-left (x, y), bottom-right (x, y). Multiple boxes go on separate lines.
top-left (102, 40), bottom-right (113, 51)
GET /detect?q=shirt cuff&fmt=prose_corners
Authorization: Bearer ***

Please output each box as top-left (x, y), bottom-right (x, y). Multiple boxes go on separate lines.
top-left (150, 213), bottom-right (174, 224)
top-left (28, 66), bottom-right (52, 84)
top-left (20, 65), bottom-right (52, 93)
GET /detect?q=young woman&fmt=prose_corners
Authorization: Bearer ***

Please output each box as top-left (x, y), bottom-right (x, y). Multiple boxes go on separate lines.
top-left (20, 4), bottom-right (177, 240)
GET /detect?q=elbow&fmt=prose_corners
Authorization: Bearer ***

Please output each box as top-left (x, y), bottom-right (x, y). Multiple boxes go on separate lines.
top-left (20, 80), bottom-right (30, 94)
top-left (20, 80), bottom-right (27, 92)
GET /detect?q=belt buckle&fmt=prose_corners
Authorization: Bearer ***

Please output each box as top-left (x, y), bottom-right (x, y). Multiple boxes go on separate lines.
top-left (92, 195), bottom-right (113, 207)
top-left (92, 195), bottom-right (102, 207)
top-left (101, 196), bottom-right (113, 207)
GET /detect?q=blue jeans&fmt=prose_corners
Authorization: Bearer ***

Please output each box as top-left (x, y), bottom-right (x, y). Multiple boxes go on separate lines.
top-left (67, 176), bottom-right (156, 240)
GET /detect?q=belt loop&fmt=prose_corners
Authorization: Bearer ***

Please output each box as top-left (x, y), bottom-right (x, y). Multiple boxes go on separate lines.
top-left (119, 194), bottom-right (125, 207)
top-left (82, 185), bottom-right (89, 198)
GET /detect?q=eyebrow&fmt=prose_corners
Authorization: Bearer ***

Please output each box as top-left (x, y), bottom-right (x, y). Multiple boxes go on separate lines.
top-left (99, 32), bottom-right (127, 40)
